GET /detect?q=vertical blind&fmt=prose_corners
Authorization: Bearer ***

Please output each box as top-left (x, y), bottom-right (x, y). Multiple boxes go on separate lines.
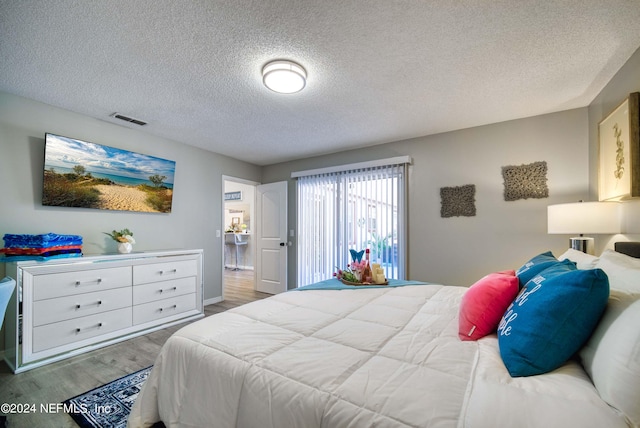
top-left (295, 158), bottom-right (409, 287)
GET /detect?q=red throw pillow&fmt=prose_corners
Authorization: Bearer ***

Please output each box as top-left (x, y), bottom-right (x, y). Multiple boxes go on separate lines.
top-left (458, 270), bottom-right (519, 341)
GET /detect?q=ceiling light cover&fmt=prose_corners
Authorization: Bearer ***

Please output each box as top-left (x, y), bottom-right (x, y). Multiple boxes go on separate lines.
top-left (262, 60), bottom-right (306, 94)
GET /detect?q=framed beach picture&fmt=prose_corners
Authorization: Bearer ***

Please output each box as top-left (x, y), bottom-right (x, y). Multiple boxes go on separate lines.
top-left (598, 92), bottom-right (640, 201)
top-left (42, 133), bottom-right (176, 213)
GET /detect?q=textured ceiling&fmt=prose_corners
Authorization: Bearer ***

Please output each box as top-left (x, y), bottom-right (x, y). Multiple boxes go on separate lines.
top-left (1, 1), bottom-right (640, 166)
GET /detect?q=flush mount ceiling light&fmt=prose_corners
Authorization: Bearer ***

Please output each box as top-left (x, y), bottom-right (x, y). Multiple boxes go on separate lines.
top-left (262, 60), bottom-right (307, 94)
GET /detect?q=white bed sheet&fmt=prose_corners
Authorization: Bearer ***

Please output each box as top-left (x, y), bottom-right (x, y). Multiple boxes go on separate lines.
top-left (128, 284), bottom-right (628, 428)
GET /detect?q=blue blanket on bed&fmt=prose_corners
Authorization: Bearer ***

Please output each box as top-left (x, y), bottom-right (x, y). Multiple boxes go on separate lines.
top-left (294, 278), bottom-right (429, 291)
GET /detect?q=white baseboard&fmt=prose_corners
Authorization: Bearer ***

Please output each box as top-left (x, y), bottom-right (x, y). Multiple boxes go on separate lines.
top-left (224, 265), bottom-right (254, 271)
top-left (204, 296), bottom-right (223, 306)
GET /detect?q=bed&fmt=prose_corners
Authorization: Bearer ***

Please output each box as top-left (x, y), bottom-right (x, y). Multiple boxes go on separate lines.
top-left (128, 243), bottom-right (640, 428)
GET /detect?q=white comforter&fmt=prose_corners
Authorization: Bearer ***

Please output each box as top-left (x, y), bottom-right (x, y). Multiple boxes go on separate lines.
top-left (128, 284), bottom-right (628, 428)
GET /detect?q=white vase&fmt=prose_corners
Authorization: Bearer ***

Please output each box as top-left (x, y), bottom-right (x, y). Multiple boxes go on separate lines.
top-left (117, 242), bottom-right (133, 254)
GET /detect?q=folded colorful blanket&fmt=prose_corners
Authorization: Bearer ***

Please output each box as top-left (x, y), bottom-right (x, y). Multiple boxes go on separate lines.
top-left (0, 252), bottom-right (83, 262)
top-left (1, 245), bottom-right (83, 255)
top-left (3, 233), bottom-right (83, 248)
top-left (2, 248), bottom-right (82, 258)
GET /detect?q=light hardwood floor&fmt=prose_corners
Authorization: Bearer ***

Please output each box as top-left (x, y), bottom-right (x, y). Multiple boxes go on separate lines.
top-left (0, 269), bottom-right (268, 428)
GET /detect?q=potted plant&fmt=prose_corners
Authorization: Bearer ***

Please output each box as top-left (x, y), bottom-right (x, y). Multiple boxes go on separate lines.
top-left (104, 228), bottom-right (136, 253)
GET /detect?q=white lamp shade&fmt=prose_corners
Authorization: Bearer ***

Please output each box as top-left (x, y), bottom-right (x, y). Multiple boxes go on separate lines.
top-left (262, 60), bottom-right (306, 94)
top-left (547, 202), bottom-right (622, 234)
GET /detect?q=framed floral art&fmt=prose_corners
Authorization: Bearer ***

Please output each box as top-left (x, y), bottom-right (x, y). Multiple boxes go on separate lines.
top-left (598, 92), bottom-right (640, 200)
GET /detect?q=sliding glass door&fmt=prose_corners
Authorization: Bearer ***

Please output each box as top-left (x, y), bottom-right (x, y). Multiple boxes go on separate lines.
top-left (296, 160), bottom-right (407, 286)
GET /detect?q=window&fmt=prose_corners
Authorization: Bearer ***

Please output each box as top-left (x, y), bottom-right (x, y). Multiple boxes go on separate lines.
top-left (294, 157), bottom-right (409, 286)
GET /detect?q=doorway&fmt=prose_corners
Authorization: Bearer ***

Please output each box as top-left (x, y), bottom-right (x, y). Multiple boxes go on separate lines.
top-left (222, 177), bottom-right (257, 300)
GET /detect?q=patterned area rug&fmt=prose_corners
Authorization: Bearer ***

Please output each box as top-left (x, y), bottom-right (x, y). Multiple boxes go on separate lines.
top-left (64, 366), bottom-right (157, 428)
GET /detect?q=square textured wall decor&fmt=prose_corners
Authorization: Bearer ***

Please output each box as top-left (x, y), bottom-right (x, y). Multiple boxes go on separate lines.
top-left (441, 184), bottom-right (476, 217)
top-left (502, 161), bottom-right (548, 201)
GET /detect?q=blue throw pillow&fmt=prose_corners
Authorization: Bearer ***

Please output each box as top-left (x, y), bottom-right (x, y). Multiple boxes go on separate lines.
top-left (516, 251), bottom-right (573, 287)
top-left (498, 263), bottom-right (609, 377)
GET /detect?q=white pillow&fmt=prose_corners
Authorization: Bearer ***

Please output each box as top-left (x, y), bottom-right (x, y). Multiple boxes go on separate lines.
top-left (580, 290), bottom-right (640, 427)
top-left (595, 249), bottom-right (640, 294)
top-left (558, 248), bottom-right (599, 270)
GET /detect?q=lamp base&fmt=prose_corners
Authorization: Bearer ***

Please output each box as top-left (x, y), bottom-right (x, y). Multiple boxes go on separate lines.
top-left (570, 237), bottom-right (595, 255)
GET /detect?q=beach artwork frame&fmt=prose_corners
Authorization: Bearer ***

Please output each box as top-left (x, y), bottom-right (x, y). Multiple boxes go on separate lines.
top-left (42, 133), bottom-right (176, 213)
top-left (598, 92), bottom-right (640, 200)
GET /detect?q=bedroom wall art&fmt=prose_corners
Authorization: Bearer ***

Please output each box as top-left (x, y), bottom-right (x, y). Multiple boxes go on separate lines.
top-left (598, 92), bottom-right (640, 200)
top-left (502, 161), bottom-right (548, 201)
top-left (42, 133), bottom-right (176, 213)
top-left (440, 184), bottom-right (476, 217)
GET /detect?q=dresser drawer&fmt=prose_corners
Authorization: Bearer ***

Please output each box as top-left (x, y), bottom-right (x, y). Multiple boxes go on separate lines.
top-left (133, 276), bottom-right (196, 305)
top-left (133, 260), bottom-right (197, 285)
top-left (32, 287), bottom-right (132, 327)
top-left (32, 266), bottom-right (132, 301)
top-left (133, 293), bottom-right (196, 325)
top-left (32, 307), bottom-right (132, 353)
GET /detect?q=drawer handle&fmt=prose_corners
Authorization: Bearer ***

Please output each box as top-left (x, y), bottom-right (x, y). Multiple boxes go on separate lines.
top-left (75, 300), bottom-right (102, 309)
top-left (160, 269), bottom-right (178, 275)
top-left (159, 304), bottom-right (178, 313)
top-left (75, 278), bottom-right (103, 286)
top-left (75, 322), bottom-right (103, 333)
top-left (159, 286), bottom-right (178, 294)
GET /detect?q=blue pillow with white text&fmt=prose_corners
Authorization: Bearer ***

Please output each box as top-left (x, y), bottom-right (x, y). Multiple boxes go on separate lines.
top-left (498, 262), bottom-right (609, 377)
top-left (516, 251), bottom-right (573, 287)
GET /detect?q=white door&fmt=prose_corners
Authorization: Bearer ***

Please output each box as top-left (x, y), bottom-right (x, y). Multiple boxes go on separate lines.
top-left (256, 181), bottom-right (288, 294)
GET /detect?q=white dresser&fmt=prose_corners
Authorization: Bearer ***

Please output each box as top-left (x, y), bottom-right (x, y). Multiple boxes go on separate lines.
top-left (3, 249), bottom-right (204, 373)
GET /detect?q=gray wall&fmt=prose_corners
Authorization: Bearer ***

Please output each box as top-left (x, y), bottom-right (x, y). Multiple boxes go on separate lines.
top-left (264, 108), bottom-right (591, 287)
top-left (588, 46), bottom-right (640, 242)
top-left (0, 91), bottom-right (262, 301)
top-left (2, 44), bottom-right (639, 308)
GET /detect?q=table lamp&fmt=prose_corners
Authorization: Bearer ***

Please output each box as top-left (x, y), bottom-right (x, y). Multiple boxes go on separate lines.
top-left (547, 201), bottom-right (622, 255)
